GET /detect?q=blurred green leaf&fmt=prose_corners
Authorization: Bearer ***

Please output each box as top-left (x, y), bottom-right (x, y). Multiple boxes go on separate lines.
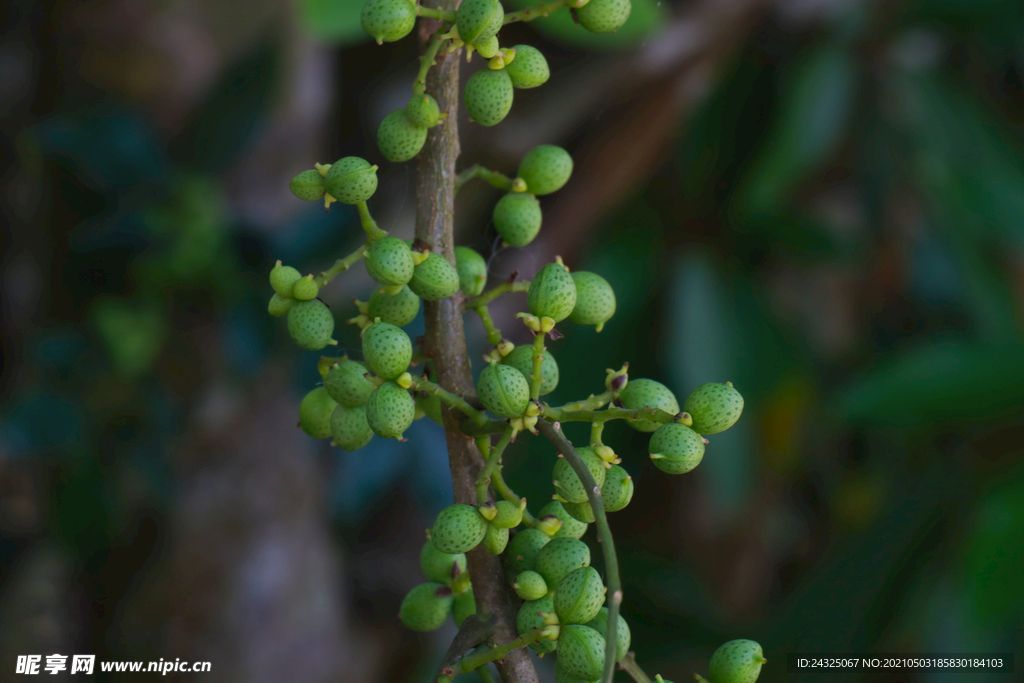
top-left (509, 0), bottom-right (666, 51)
top-left (299, 0), bottom-right (368, 45)
top-left (964, 467), bottom-right (1024, 626)
top-left (92, 298), bottom-right (167, 377)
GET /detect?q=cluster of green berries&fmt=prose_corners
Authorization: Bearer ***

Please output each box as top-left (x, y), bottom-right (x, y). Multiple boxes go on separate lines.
top-left (399, 540), bottom-right (475, 631)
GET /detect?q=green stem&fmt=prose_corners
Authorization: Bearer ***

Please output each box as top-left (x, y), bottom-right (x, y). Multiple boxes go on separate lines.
top-left (464, 280), bottom-right (531, 309)
top-left (550, 390), bottom-right (614, 413)
top-left (475, 304), bottom-right (504, 346)
top-left (455, 164), bottom-right (516, 193)
top-left (315, 243), bottom-right (369, 287)
top-left (460, 418), bottom-right (511, 436)
top-left (413, 34), bottom-right (449, 96)
top-left (618, 653), bottom-right (653, 683)
top-left (543, 404), bottom-right (681, 426)
top-left (476, 662), bottom-right (497, 683)
top-left (416, 5), bottom-right (458, 22)
top-left (357, 201), bottom-right (387, 241)
top-left (590, 421), bottom-right (604, 446)
top-left (414, 377), bottom-right (489, 426)
top-left (529, 333), bottom-right (546, 401)
top-left (475, 426), bottom-right (513, 504)
top-left (451, 629), bottom-right (547, 675)
top-left (491, 469), bottom-right (537, 527)
top-left (503, 0), bottom-right (570, 23)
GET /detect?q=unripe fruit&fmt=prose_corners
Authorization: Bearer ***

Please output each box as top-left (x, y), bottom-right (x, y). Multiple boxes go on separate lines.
top-left (493, 192), bottom-right (542, 246)
top-left (576, 0), bottom-right (631, 33)
top-left (419, 541), bottom-right (467, 584)
top-left (362, 321), bottom-right (413, 380)
top-left (292, 275), bottom-right (319, 301)
top-left (684, 382), bottom-right (744, 435)
top-left (600, 465), bottom-right (634, 511)
top-left (324, 156), bottom-right (378, 204)
top-left (538, 500), bottom-right (588, 539)
top-left (562, 500), bottom-right (594, 524)
top-left (287, 299), bottom-right (336, 350)
top-left (569, 271), bottom-right (615, 332)
top-left (268, 293), bottom-right (293, 317)
top-left (708, 639), bottom-right (765, 683)
top-left (516, 594), bottom-right (557, 653)
top-left (502, 345), bottom-right (559, 396)
top-left (361, 0), bottom-right (416, 44)
top-left (475, 35), bottom-right (500, 59)
top-left (514, 570), bottom-right (548, 600)
top-left (518, 145), bottom-right (573, 196)
top-left (554, 662), bottom-right (592, 683)
top-left (506, 528), bottom-right (551, 576)
top-left (406, 93), bottom-right (441, 128)
top-left (365, 381), bottom-right (415, 439)
top-left (457, 0), bottom-right (503, 44)
top-left (553, 446), bottom-right (607, 504)
top-left (453, 587), bottom-right (477, 627)
top-left (399, 582), bottom-right (453, 631)
top-left (534, 537), bottom-right (591, 586)
top-left (299, 387), bottom-right (337, 439)
top-left (586, 607), bottom-right (631, 662)
top-left (492, 500), bottom-right (524, 528)
top-left (377, 109), bottom-right (428, 163)
top-left (324, 360), bottom-right (375, 406)
top-left (270, 262), bottom-right (303, 297)
top-left (330, 403), bottom-right (374, 450)
top-left (556, 625), bottom-right (605, 681)
top-left (290, 169), bottom-right (326, 201)
top-left (455, 246), bottom-right (487, 296)
top-left (409, 252), bottom-right (460, 301)
top-left (505, 45), bottom-right (550, 89)
top-left (368, 285), bottom-right (421, 327)
top-left (648, 423), bottom-right (704, 475)
top-left (528, 262), bottom-right (577, 322)
top-left (366, 236), bottom-right (415, 287)
top-left (417, 393), bottom-right (444, 425)
top-left (477, 362), bottom-right (530, 418)
top-left (431, 504), bottom-right (489, 554)
top-left (554, 566), bottom-right (605, 625)
top-left (618, 378), bottom-right (679, 432)
top-left (482, 522), bottom-right (510, 554)
top-left (464, 68), bottom-right (514, 127)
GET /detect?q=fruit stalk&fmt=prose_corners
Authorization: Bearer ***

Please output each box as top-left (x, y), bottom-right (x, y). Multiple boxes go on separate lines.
top-left (464, 279), bottom-right (532, 308)
top-left (529, 332), bottom-right (546, 400)
top-left (475, 425), bottom-right (514, 503)
top-left (356, 201), bottom-right (387, 241)
top-left (413, 377), bottom-right (489, 426)
top-left (544, 403), bottom-right (686, 426)
top-left (449, 629), bottom-right (547, 675)
top-left (314, 243), bottom-right (369, 287)
top-left (502, 0), bottom-right (573, 23)
top-left (454, 163), bottom-right (517, 192)
top-left (413, 34), bottom-right (448, 96)
top-left (618, 652), bottom-right (654, 683)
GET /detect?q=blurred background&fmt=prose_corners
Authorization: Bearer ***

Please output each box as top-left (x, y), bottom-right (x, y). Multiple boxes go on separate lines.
top-left (2, 0), bottom-right (1023, 681)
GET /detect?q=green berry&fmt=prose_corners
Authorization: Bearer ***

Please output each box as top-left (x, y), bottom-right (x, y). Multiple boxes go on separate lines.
top-left (368, 285), bottom-right (421, 327)
top-left (432, 503), bottom-right (489, 554)
top-left (600, 465), bottom-right (634, 512)
top-left (324, 156), bottom-right (378, 204)
top-left (419, 541), bottom-right (467, 584)
top-left (268, 293), bottom-right (293, 317)
top-left (648, 423), bottom-right (704, 475)
top-left (506, 528), bottom-right (551, 576)
top-left (290, 169), bottom-right (326, 201)
top-left (518, 145), bottom-right (573, 195)
top-left (708, 639), bottom-right (765, 683)
top-left (292, 275), bottom-right (319, 301)
top-left (562, 501), bottom-right (594, 524)
top-left (361, 0), bottom-right (416, 43)
top-left (477, 362), bottom-right (530, 418)
top-left (516, 594), bottom-right (557, 653)
top-left (502, 345), bottom-right (559, 396)
top-left (457, 0), bottom-right (503, 44)
top-left (505, 45), bottom-right (550, 89)
top-left (534, 537), bottom-right (590, 586)
top-left (299, 387), bottom-right (338, 439)
top-left (366, 236), bottom-right (415, 287)
top-left (493, 192), bottom-right (542, 247)
top-left (362, 321), bottom-right (412, 380)
top-left (538, 500), bottom-right (588, 539)
top-left (552, 446), bottom-right (607, 504)
top-left (575, 0), bottom-right (631, 33)
top-left (554, 662), bottom-right (593, 683)
top-left (406, 94), bottom-right (441, 128)
top-left (409, 252), bottom-right (460, 300)
top-left (453, 587), bottom-right (477, 627)
top-left (324, 360), bottom-right (375, 406)
top-left (330, 403), bottom-right (374, 450)
top-left (417, 393), bottom-right (444, 425)
top-left (569, 271), bottom-right (615, 332)
top-left (475, 35), bottom-right (500, 59)
top-left (684, 382), bottom-right (744, 435)
top-left (287, 299), bottom-right (336, 350)
top-left (619, 378), bottom-right (679, 432)
top-left (399, 582), bottom-right (453, 631)
top-left (554, 566), bottom-right (605, 625)
top-left (483, 522), bottom-right (510, 554)
top-left (377, 109), bottom-right (428, 163)
top-left (556, 625), bottom-right (605, 681)
top-left (464, 68), bottom-right (514, 127)
top-left (455, 246), bottom-right (487, 296)
top-left (586, 607), bottom-right (630, 662)
top-left (528, 262), bottom-right (577, 322)
top-left (365, 381), bottom-right (415, 439)
top-left (270, 262), bottom-right (302, 297)
top-left (514, 570), bottom-right (548, 600)
top-left (492, 500), bottom-right (524, 528)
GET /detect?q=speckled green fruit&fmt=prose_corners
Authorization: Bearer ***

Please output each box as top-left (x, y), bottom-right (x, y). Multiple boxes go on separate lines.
top-left (648, 423), bottom-right (704, 475)
top-left (417, 393), bottom-right (443, 425)
top-left (708, 639), bottom-right (765, 683)
top-left (492, 500), bottom-right (524, 529)
top-left (464, 68), bottom-right (514, 127)
top-left (586, 607), bottom-right (630, 662)
top-left (514, 570), bottom-right (548, 600)
top-left (569, 271), bottom-right (615, 332)
top-left (291, 276), bottom-right (319, 301)
top-left (534, 537), bottom-right (591, 586)
top-left (406, 93), bottom-right (440, 128)
top-left (324, 360), bottom-right (374, 407)
top-left (330, 403), bottom-right (374, 450)
top-left (538, 501), bottom-right (588, 539)
top-left (399, 582), bottom-right (452, 631)
top-left (455, 247), bottom-right (487, 296)
top-left (528, 262), bottom-right (577, 322)
top-left (324, 156), bottom-right (378, 204)
top-left (453, 588), bottom-right (477, 627)
top-left (684, 382), bottom-right (744, 435)
top-left (493, 192), bottom-right (542, 246)
top-left (477, 362), bottom-right (530, 418)
top-left (517, 594), bottom-right (557, 653)
top-left (419, 541), bottom-right (467, 584)
top-left (368, 285), bottom-right (420, 327)
top-left (431, 504), bottom-right (488, 554)
top-left (619, 378), bottom-right (679, 432)
top-left (475, 35), bottom-right (500, 59)
top-left (270, 262), bottom-right (302, 296)
top-left (557, 625), bottom-right (605, 681)
top-left (361, 0), bottom-right (416, 43)
top-left (575, 0), bottom-right (631, 33)
top-left (377, 109), bottom-right (427, 163)
top-left (554, 661), bottom-right (594, 683)
top-left (409, 252), bottom-right (460, 300)
top-left (287, 299), bottom-right (336, 350)
top-left (268, 293), bottom-right (293, 317)
top-left (502, 345), bottom-right (559, 395)
top-left (362, 321), bottom-right (412, 380)
top-left (365, 236), bottom-right (414, 287)
top-left (518, 145), bottom-right (573, 196)
top-left (457, 0), bottom-right (503, 44)
top-left (562, 500), bottom-right (595, 524)
top-left (290, 169), bottom-right (325, 201)
top-left (554, 566), bottom-right (605, 625)
top-left (505, 45), bottom-right (550, 88)
top-left (506, 528), bottom-right (551, 575)
top-left (482, 522), bottom-right (509, 554)
top-left (553, 446), bottom-right (607, 504)
top-left (365, 381), bottom-right (415, 439)
top-left (299, 387), bottom-right (337, 439)
top-left (600, 465), bottom-right (634, 512)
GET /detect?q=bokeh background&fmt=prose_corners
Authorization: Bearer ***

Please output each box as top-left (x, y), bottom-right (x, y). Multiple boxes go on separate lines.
top-left (2, 0), bottom-right (1023, 681)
